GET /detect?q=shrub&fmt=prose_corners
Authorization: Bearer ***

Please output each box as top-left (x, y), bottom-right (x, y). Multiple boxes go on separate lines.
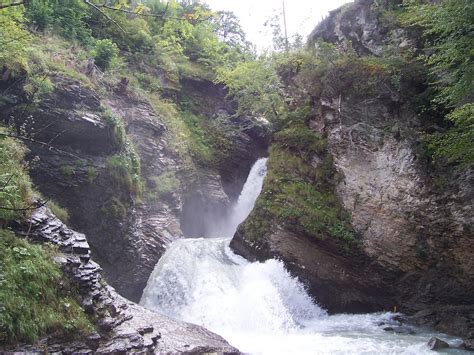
top-left (0, 6), bottom-right (31, 76)
top-left (148, 171), bottom-right (180, 200)
top-left (60, 165), bottom-right (75, 177)
top-left (274, 124), bottom-right (326, 160)
top-left (0, 229), bottom-right (94, 344)
top-left (87, 166), bottom-right (98, 183)
top-left (425, 103), bottom-right (474, 167)
top-left (25, 0), bottom-right (53, 31)
top-left (103, 109), bottom-right (126, 149)
top-left (106, 141), bottom-right (142, 196)
top-left (93, 39), bottom-right (119, 71)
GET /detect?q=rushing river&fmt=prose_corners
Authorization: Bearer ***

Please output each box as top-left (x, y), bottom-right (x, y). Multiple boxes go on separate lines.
top-left (141, 158), bottom-right (466, 354)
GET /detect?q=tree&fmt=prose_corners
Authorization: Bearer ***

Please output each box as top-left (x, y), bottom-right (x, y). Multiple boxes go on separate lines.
top-left (212, 11), bottom-right (246, 48)
top-left (216, 58), bottom-right (287, 125)
top-left (0, 5), bottom-right (31, 75)
top-left (403, 0), bottom-right (474, 166)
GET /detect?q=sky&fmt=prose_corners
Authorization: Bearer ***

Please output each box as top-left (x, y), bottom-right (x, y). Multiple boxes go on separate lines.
top-left (205, 0), bottom-right (353, 50)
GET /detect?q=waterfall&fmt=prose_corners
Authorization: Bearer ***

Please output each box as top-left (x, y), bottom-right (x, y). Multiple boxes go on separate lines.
top-left (140, 159), bottom-right (465, 355)
top-left (208, 157), bottom-right (268, 238)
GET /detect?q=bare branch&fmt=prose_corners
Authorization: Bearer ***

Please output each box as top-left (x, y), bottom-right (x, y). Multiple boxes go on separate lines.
top-left (0, 1), bottom-right (24, 10)
top-left (0, 132), bottom-right (89, 162)
top-left (91, 2), bottom-right (210, 22)
top-left (82, 0), bottom-right (126, 32)
top-left (95, 2), bottom-right (164, 18)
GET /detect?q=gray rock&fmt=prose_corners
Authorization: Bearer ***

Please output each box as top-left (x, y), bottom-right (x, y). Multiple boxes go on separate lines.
top-left (427, 337), bottom-right (450, 350)
top-left (4, 206), bottom-right (238, 354)
top-left (464, 338), bottom-right (474, 351)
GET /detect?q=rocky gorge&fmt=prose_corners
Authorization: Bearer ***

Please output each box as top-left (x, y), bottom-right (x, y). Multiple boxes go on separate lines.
top-left (231, 0), bottom-right (473, 347)
top-left (0, 0), bottom-right (472, 352)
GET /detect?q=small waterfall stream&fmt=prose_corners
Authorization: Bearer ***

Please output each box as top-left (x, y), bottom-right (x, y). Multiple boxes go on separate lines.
top-left (140, 159), bottom-right (465, 354)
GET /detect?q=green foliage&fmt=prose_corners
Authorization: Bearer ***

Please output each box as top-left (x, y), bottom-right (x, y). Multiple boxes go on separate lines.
top-left (402, 0), bottom-right (474, 107)
top-left (49, 0), bottom-right (92, 43)
top-left (103, 108), bottom-right (126, 148)
top-left (23, 75), bottom-right (55, 102)
top-left (46, 200), bottom-right (70, 223)
top-left (0, 129), bottom-right (33, 224)
top-left (147, 95), bottom-right (231, 169)
top-left (93, 39), bottom-right (119, 71)
top-left (60, 165), bottom-right (75, 178)
top-left (0, 6), bottom-right (31, 76)
top-left (100, 197), bottom-right (127, 219)
top-left (274, 123), bottom-right (326, 160)
top-left (0, 229), bottom-right (94, 344)
top-left (216, 58), bottom-right (287, 125)
top-left (148, 171), bottom-right (180, 200)
top-left (243, 144), bottom-right (355, 244)
top-left (401, 0), bottom-right (474, 166)
top-left (106, 141), bottom-right (142, 196)
top-left (425, 103), bottom-right (474, 166)
top-left (25, 0), bottom-right (53, 31)
top-left (87, 166), bottom-right (98, 183)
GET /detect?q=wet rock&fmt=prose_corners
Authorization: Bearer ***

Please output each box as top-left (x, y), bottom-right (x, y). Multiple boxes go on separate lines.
top-left (4, 206), bottom-right (238, 354)
top-left (383, 326), bottom-right (416, 335)
top-left (138, 326), bottom-right (154, 335)
top-left (427, 337), bottom-right (450, 350)
top-left (464, 339), bottom-right (474, 350)
top-left (232, 0), bottom-right (473, 337)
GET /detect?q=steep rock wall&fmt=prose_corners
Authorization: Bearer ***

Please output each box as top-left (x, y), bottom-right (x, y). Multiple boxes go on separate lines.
top-left (231, 0), bottom-right (473, 340)
top-left (0, 70), bottom-right (269, 303)
top-left (2, 206), bottom-right (237, 353)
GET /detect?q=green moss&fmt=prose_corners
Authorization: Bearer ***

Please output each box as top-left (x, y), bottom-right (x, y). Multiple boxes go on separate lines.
top-left (102, 107), bottom-right (142, 196)
top-left (87, 166), bottom-right (98, 183)
top-left (274, 123), bottom-right (326, 159)
top-left (60, 165), bottom-right (75, 177)
top-left (102, 108), bottom-right (126, 149)
top-left (0, 229), bottom-right (94, 344)
top-left (148, 171), bottom-right (180, 200)
top-left (100, 197), bottom-right (127, 220)
top-left (106, 141), bottom-right (142, 197)
top-left (243, 127), bottom-right (355, 244)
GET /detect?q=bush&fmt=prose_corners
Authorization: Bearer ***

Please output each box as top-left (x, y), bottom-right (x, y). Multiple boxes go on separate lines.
top-left (25, 0), bottom-right (53, 31)
top-left (93, 39), bottom-right (119, 71)
top-left (103, 109), bottom-right (126, 148)
top-left (106, 141), bottom-right (142, 196)
top-left (0, 229), bottom-right (94, 344)
top-left (425, 103), bottom-right (474, 167)
top-left (0, 7), bottom-right (31, 76)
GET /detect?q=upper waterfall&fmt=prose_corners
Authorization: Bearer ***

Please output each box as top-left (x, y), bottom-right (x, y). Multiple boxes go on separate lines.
top-left (207, 157), bottom-right (268, 238)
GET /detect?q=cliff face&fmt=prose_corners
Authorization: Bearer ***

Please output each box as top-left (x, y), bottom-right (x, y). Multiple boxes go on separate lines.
top-left (231, 0), bottom-right (473, 340)
top-left (2, 205), bottom-right (237, 353)
top-left (0, 66), bottom-right (268, 304)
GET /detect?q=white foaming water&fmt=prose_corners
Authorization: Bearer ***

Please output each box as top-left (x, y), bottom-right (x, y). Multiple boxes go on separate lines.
top-left (207, 157), bottom-right (268, 238)
top-left (141, 159), bottom-right (466, 354)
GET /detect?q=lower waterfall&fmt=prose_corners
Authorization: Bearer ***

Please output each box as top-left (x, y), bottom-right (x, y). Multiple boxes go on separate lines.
top-left (140, 158), bottom-right (464, 354)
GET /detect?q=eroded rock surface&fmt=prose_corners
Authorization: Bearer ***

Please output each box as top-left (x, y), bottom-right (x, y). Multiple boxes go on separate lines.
top-left (5, 206), bottom-right (238, 354)
top-left (231, 0), bottom-right (473, 344)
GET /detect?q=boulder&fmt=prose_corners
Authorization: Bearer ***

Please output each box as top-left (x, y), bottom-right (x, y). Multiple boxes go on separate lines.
top-left (427, 337), bottom-right (449, 350)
